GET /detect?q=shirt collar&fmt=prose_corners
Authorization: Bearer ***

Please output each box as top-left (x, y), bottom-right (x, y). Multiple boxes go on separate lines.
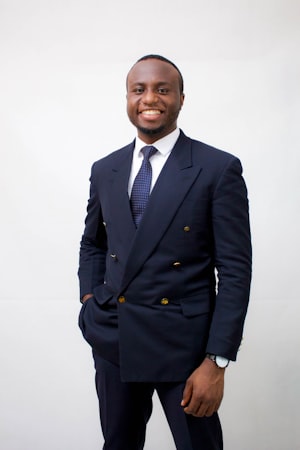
top-left (134, 128), bottom-right (180, 156)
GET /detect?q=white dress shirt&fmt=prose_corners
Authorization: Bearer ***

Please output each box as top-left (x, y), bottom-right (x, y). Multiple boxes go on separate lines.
top-left (128, 128), bottom-right (180, 196)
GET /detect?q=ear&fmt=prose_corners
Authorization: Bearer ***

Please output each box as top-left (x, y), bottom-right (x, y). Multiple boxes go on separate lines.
top-left (180, 93), bottom-right (185, 108)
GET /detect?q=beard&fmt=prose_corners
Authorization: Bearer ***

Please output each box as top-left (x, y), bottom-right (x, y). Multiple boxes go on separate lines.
top-left (136, 124), bottom-right (165, 136)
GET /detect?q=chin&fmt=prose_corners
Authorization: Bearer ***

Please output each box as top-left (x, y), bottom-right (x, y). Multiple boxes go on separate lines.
top-left (137, 125), bottom-right (165, 136)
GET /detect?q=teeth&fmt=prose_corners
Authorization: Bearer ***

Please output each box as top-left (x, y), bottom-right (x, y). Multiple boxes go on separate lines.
top-left (142, 110), bottom-right (161, 115)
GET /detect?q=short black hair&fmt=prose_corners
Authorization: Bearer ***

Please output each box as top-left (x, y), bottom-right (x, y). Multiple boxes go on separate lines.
top-left (136, 54), bottom-right (184, 94)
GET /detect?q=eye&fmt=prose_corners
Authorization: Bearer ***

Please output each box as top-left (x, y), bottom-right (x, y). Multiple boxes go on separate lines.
top-left (134, 87), bottom-right (144, 94)
top-left (158, 87), bottom-right (168, 94)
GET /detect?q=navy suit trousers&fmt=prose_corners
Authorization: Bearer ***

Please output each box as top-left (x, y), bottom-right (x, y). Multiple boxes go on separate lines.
top-left (93, 351), bottom-right (223, 450)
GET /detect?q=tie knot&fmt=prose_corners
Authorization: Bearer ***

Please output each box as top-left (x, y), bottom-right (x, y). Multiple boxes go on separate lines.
top-left (141, 146), bottom-right (157, 161)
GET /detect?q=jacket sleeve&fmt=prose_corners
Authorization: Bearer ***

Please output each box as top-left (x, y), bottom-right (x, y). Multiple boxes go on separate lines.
top-left (206, 157), bottom-right (252, 361)
top-left (78, 163), bottom-right (107, 299)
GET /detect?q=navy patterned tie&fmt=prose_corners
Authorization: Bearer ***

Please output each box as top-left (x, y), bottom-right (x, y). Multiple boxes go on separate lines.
top-left (130, 146), bottom-right (158, 227)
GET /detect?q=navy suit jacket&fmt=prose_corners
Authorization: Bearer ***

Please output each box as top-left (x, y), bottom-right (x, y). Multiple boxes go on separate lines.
top-left (78, 131), bottom-right (252, 382)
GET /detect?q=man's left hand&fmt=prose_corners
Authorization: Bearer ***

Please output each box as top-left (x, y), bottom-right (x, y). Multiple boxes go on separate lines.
top-left (181, 357), bottom-right (225, 417)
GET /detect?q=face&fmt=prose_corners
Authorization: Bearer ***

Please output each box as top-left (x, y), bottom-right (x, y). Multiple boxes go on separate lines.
top-left (126, 59), bottom-right (185, 144)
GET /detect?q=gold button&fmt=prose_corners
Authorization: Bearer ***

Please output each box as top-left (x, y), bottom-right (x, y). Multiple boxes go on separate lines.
top-left (161, 298), bottom-right (169, 305)
top-left (110, 254), bottom-right (118, 261)
top-left (173, 261), bottom-right (181, 268)
top-left (183, 226), bottom-right (190, 232)
top-left (118, 296), bottom-right (126, 303)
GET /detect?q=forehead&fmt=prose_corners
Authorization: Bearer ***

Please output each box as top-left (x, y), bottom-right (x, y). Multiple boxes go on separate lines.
top-left (127, 59), bottom-right (179, 86)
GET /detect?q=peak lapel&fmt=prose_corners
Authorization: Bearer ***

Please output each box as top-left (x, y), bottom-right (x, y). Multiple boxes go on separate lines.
top-left (108, 143), bottom-right (136, 251)
top-left (120, 133), bottom-right (203, 293)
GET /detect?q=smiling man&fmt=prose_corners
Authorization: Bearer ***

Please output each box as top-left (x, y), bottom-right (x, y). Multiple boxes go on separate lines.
top-left (78, 55), bottom-right (252, 450)
top-left (126, 56), bottom-right (184, 141)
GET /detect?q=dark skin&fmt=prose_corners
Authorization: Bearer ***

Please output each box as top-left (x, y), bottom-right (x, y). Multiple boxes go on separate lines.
top-left (126, 58), bottom-right (184, 144)
top-left (83, 58), bottom-right (225, 417)
top-left (181, 358), bottom-right (225, 417)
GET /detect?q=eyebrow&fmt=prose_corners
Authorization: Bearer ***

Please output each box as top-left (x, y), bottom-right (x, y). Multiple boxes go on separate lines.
top-left (129, 81), bottom-right (172, 86)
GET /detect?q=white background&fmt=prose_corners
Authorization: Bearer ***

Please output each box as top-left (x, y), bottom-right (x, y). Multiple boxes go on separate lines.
top-left (1, 1), bottom-right (299, 449)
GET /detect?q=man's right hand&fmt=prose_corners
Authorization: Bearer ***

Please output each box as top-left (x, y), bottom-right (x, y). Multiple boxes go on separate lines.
top-left (81, 293), bottom-right (93, 304)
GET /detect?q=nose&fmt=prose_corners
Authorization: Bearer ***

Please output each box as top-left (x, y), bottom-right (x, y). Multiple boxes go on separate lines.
top-left (141, 88), bottom-right (158, 105)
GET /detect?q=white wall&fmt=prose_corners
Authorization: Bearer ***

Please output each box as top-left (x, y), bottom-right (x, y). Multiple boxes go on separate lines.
top-left (1, 1), bottom-right (299, 449)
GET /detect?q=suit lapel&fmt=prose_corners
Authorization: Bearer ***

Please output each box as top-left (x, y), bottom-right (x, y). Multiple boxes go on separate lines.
top-left (120, 133), bottom-right (203, 293)
top-left (108, 142), bottom-right (136, 253)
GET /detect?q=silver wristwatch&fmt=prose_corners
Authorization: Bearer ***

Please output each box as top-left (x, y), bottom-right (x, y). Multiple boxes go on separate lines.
top-left (206, 353), bottom-right (230, 368)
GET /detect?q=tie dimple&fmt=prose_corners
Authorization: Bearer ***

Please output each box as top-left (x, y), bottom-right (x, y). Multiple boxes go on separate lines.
top-left (130, 146), bottom-right (158, 227)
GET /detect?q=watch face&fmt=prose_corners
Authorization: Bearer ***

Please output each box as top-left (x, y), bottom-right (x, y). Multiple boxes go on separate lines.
top-left (216, 356), bottom-right (229, 368)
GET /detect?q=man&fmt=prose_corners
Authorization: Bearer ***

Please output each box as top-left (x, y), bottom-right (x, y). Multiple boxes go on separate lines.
top-left (78, 54), bottom-right (252, 450)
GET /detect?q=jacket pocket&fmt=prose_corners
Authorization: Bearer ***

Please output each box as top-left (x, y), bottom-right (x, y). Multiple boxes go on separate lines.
top-left (93, 284), bottom-right (114, 307)
top-left (180, 295), bottom-right (211, 318)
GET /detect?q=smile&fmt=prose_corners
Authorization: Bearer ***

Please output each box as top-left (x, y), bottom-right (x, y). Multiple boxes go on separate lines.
top-left (140, 110), bottom-right (162, 115)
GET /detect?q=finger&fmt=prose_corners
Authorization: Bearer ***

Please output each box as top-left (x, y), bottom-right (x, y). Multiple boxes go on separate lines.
top-left (182, 393), bottom-right (198, 414)
top-left (181, 381), bottom-right (192, 407)
top-left (183, 395), bottom-right (206, 417)
top-left (185, 395), bottom-right (218, 417)
top-left (184, 403), bottom-right (206, 417)
top-left (205, 398), bottom-right (222, 417)
top-left (204, 406), bottom-right (216, 417)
